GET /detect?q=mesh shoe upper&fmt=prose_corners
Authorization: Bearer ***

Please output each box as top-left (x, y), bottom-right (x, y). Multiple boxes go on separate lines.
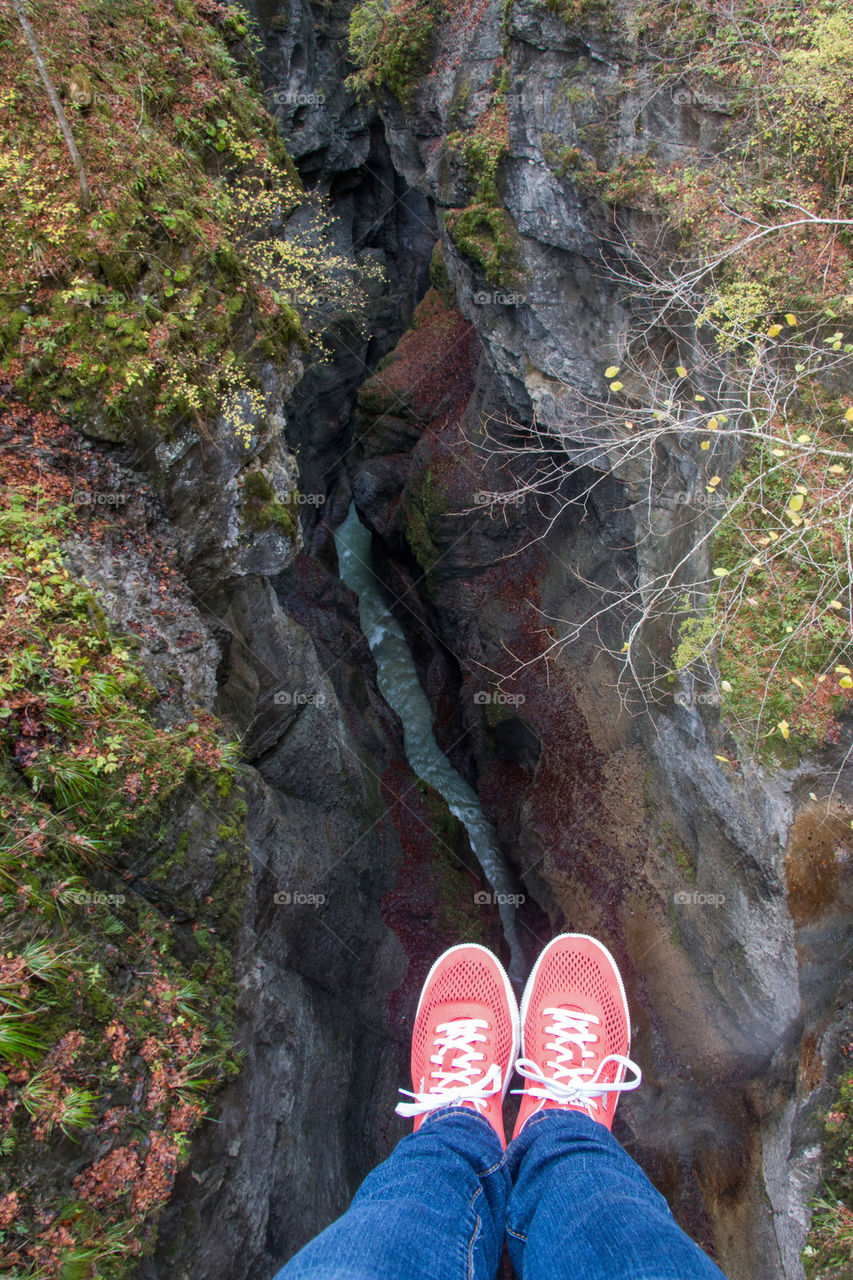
top-left (513, 933), bottom-right (641, 1138)
top-left (396, 944), bottom-right (519, 1147)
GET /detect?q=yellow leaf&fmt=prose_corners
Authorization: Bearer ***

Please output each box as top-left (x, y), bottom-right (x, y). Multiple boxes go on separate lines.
top-left (845, 406), bottom-right (853, 422)
top-left (794, 484), bottom-right (808, 494)
top-left (768, 531), bottom-right (779, 541)
top-left (767, 324), bottom-right (782, 337)
top-left (708, 417), bottom-right (719, 430)
top-left (835, 665), bottom-right (851, 674)
top-left (757, 536), bottom-right (771, 546)
top-left (840, 676), bottom-right (853, 689)
top-left (778, 720), bottom-right (790, 739)
top-left (817, 674), bottom-right (827, 684)
top-left (791, 677), bottom-right (804, 689)
top-left (712, 567), bottom-right (729, 577)
top-left (828, 464), bottom-right (847, 474)
top-left (751, 556), bottom-right (761, 565)
top-left (604, 365), bottom-right (620, 378)
top-left (720, 680), bottom-right (733, 693)
top-left (676, 365), bottom-right (687, 378)
top-left (694, 394), bottom-right (706, 402)
top-left (621, 642), bottom-right (629, 652)
top-left (625, 421), bottom-right (634, 430)
top-left (829, 599), bottom-right (844, 609)
top-left (797, 433), bottom-right (811, 443)
top-left (708, 475), bottom-right (721, 487)
top-left (700, 440), bottom-right (711, 450)
top-left (718, 415), bottom-right (728, 424)
top-left (771, 448), bottom-right (787, 457)
top-left (610, 380), bottom-right (624, 391)
top-left (714, 754), bottom-right (730, 763)
top-left (788, 514), bottom-right (803, 526)
top-left (785, 314), bottom-right (798, 326)
top-left (788, 494), bottom-right (804, 512)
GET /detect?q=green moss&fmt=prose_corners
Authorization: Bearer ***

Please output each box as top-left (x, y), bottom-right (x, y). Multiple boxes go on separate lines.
top-left (446, 204), bottom-right (522, 288)
top-left (428, 241), bottom-right (456, 308)
top-left (448, 103), bottom-right (509, 205)
top-left (673, 609), bottom-right (716, 671)
top-left (404, 466), bottom-right (447, 596)
top-left (241, 470), bottom-right (298, 541)
top-left (543, 0), bottom-right (611, 30)
top-left (662, 821), bottom-right (696, 882)
top-left (347, 0), bottom-right (442, 105)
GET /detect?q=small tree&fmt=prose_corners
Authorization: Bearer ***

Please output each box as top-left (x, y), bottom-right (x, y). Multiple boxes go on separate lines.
top-left (462, 210), bottom-right (853, 758)
top-left (11, 0), bottom-right (91, 211)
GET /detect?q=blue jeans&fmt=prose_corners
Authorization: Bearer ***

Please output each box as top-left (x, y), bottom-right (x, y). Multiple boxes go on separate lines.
top-left (272, 1107), bottom-right (728, 1280)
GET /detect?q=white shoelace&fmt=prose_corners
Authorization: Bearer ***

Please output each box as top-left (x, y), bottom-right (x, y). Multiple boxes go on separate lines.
top-left (512, 1007), bottom-right (642, 1119)
top-left (396, 1017), bottom-right (503, 1118)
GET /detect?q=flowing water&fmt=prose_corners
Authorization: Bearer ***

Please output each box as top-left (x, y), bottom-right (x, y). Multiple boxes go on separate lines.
top-left (335, 503), bottom-right (526, 984)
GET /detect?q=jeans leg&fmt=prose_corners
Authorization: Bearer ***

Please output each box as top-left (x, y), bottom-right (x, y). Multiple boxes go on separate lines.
top-left (505, 1111), bottom-right (729, 1280)
top-left (272, 1107), bottom-right (511, 1280)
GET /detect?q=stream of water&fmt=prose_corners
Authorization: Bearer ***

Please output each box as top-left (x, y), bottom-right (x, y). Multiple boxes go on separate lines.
top-left (334, 503), bottom-right (526, 985)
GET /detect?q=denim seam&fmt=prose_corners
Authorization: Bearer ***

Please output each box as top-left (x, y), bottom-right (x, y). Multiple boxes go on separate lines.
top-left (505, 1224), bottom-right (527, 1244)
top-left (479, 1152), bottom-right (506, 1178)
top-left (466, 1185), bottom-right (484, 1280)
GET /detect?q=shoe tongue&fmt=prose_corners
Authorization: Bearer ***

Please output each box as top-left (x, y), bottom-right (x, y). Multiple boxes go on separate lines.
top-left (552, 1003), bottom-right (589, 1020)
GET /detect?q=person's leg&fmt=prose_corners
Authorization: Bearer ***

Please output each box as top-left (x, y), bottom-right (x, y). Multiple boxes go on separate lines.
top-left (505, 1109), bottom-right (727, 1280)
top-left (271, 943), bottom-right (519, 1280)
top-left (506, 933), bottom-right (728, 1280)
top-left (273, 1105), bottom-right (509, 1280)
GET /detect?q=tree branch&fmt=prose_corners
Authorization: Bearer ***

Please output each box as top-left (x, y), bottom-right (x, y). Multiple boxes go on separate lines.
top-left (11, 0), bottom-right (92, 213)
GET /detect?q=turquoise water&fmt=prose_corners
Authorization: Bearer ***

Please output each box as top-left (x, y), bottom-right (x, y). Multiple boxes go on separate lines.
top-left (334, 503), bottom-right (525, 982)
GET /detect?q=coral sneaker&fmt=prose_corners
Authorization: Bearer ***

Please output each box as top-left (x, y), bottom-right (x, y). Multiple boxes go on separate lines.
top-left (395, 943), bottom-right (520, 1147)
top-left (512, 933), bottom-right (641, 1140)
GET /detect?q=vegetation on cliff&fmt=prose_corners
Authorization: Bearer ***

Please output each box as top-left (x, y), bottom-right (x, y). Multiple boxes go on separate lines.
top-left (0, 0), bottom-right (328, 1272)
top-left (0, 402), bottom-right (248, 1276)
top-left (348, 0), bottom-right (443, 104)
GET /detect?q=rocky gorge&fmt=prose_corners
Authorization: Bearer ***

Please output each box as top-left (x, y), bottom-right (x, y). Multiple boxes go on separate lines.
top-left (0, 0), bottom-right (851, 1278)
